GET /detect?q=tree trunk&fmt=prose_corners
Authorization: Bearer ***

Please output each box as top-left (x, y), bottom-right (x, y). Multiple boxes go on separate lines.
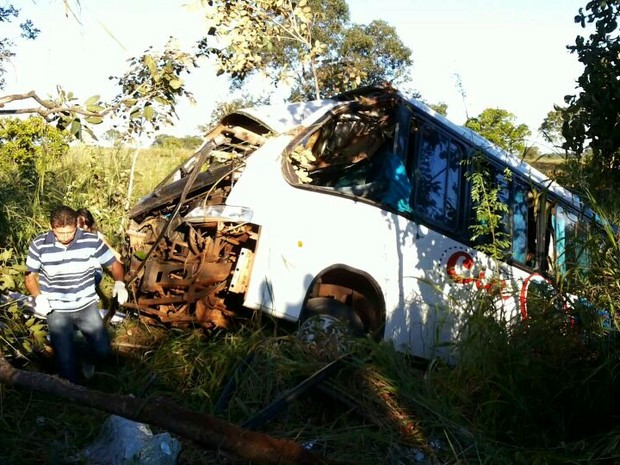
top-left (0, 355), bottom-right (340, 465)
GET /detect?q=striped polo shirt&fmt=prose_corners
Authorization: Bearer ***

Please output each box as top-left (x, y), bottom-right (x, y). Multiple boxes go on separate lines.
top-left (26, 229), bottom-right (116, 312)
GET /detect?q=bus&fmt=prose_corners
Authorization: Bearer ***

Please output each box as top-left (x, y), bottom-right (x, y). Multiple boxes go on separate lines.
top-left (123, 84), bottom-right (595, 360)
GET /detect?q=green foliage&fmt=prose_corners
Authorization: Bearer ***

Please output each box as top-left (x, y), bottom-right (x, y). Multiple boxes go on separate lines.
top-left (1, 41), bottom-right (197, 143)
top-left (59, 145), bottom-right (132, 243)
top-left (0, 117), bottom-right (71, 252)
top-left (435, 299), bottom-right (620, 456)
top-left (0, 248), bottom-right (47, 361)
top-left (427, 101), bottom-right (448, 116)
top-left (112, 44), bottom-right (197, 138)
top-left (467, 156), bottom-right (512, 259)
top-left (539, 107), bottom-right (567, 150)
top-left (0, 116), bottom-right (69, 172)
top-left (567, 195), bottom-right (620, 321)
top-left (465, 108), bottom-right (531, 156)
top-left (562, 0), bottom-right (620, 194)
top-left (197, 0), bottom-right (412, 100)
top-left (304, 18), bottom-right (413, 99)
top-left (205, 93), bottom-right (271, 129)
top-left (151, 134), bottom-right (202, 150)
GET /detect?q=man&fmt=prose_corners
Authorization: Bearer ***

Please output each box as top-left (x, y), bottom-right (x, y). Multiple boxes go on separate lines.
top-left (24, 205), bottom-right (128, 383)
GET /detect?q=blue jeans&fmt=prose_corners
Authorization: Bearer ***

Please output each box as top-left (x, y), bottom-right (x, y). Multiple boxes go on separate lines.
top-left (46, 301), bottom-right (110, 383)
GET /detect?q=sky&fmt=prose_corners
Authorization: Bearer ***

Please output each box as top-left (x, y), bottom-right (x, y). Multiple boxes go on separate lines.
top-left (3, 0), bottom-right (588, 149)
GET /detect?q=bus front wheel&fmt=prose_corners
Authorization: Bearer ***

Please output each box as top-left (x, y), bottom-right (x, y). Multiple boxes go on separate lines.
top-left (297, 297), bottom-right (364, 357)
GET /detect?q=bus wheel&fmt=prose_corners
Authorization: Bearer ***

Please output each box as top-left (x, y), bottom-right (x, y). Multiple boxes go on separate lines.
top-left (296, 297), bottom-right (364, 358)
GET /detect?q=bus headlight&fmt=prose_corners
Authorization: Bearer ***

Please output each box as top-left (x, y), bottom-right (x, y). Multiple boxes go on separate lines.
top-left (183, 205), bottom-right (254, 223)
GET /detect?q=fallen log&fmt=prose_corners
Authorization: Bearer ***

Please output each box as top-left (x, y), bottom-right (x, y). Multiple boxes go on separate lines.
top-left (0, 354), bottom-right (342, 465)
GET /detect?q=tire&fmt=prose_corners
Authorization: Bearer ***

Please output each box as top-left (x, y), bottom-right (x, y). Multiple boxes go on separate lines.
top-left (302, 297), bottom-right (364, 334)
top-left (296, 297), bottom-right (365, 358)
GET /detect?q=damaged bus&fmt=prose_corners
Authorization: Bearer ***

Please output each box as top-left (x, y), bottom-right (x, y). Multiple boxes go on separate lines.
top-left (122, 85), bottom-right (594, 360)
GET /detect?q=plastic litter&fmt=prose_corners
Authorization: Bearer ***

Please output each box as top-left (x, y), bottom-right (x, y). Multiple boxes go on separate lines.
top-left (98, 308), bottom-right (127, 324)
top-left (128, 433), bottom-right (180, 465)
top-left (81, 415), bottom-right (181, 465)
top-left (0, 291), bottom-right (126, 324)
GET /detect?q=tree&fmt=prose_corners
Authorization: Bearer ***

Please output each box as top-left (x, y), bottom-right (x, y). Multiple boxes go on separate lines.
top-left (465, 108), bottom-right (531, 156)
top-left (303, 18), bottom-right (413, 99)
top-left (0, 117), bottom-right (71, 250)
top-left (196, 0), bottom-right (413, 100)
top-left (203, 93), bottom-right (271, 130)
top-left (562, 0), bottom-right (620, 188)
top-left (539, 108), bottom-right (567, 151)
top-left (428, 102), bottom-right (448, 117)
top-left (152, 134), bottom-right (202, 150)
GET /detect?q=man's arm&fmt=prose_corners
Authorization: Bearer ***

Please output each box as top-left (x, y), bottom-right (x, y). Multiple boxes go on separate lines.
top-left (25, 271), bottom-right (52, 315)
top-left (24, 272), bottom-right (41, 297)
top-left (107, 260), bottom-right (125, 282)
top-left (107, 260), bottom-right (129, 305)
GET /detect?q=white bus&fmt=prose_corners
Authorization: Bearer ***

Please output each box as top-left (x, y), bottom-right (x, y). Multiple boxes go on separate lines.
top-left (123, 85), bottom-right (594, 360)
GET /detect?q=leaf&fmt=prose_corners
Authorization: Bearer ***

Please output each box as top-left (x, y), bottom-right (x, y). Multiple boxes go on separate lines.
top-left (29, 323), bottom-right (45, 333)
top-left (85, 116), bottom-right (104, 124)
top-left (144, 54), bottom-right (158, 77)
top-left (70, 120), bottom-right (82, 136)
top-left (169, 79), bottom-right (183, 90)
top-left (0, 274), bottom-right (15, 290)
top-left (143, 105), bottom-right (154, 121)
top-left (84, 95), bottom-right (100, 106)
top-left (0, 249), bottom-right (12, 262)
top-left (86, 104), bottom-right (105, 113)
top-left (83, 125), bottom-right (98, 141)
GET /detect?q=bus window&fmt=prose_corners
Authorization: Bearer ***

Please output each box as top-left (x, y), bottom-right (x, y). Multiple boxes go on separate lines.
top-left (526, 191), bottom-right (541, 268)
top-left (512, 185), bottom-right (529, 264)
top-left (465, 164), bottom-right (533, 267)
top-left (553, 205), bottom-right (590, 276)
top-left (409, 123), bottom-right (465, 230)
top-left (304, 108), bottom-right (415, 214)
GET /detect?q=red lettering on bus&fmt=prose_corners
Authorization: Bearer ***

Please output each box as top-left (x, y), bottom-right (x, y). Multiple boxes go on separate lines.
top-left (446, 251), bottom-right (476, 284)
top-left (446, 251), bottom-right (510, 300)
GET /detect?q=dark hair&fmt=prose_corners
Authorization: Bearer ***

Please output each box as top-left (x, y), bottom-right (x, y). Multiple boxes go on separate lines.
top-left (50, 205), bottom-right (77, 229)
top-left (77, 208), bottom-right (97, 232)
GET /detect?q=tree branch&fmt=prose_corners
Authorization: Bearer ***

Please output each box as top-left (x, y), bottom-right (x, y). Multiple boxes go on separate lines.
top-left (0, 91), bottom-right (117, 119)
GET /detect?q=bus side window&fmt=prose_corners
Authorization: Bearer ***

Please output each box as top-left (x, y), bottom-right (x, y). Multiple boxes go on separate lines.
top-left (546, 204), bottom-right (557, 274)
top-left (512, 186), bottom-right (528, 264)
top-left (526, 191), bottom-right (540, 268)
top-left (408, 122), bottom-right (465, 231)
top-left (553, 205), bottom-right (590, 278)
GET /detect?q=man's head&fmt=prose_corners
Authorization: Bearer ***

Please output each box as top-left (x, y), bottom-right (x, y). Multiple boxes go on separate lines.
top-left (77, 208), bottom-right (96, 232)
top-left (50, 205), bottom-right (78, 245)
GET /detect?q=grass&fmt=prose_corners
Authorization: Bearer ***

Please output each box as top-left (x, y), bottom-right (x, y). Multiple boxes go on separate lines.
top-left (0, 316), bottom-right (434, 464)
top-left (3, 306), bottom-right (620, 465)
